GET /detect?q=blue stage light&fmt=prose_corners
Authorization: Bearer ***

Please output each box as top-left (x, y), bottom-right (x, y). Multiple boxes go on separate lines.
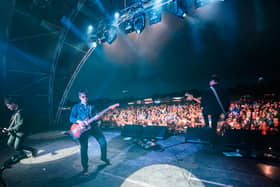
top-left (147, 10), bottom-right (161, 25)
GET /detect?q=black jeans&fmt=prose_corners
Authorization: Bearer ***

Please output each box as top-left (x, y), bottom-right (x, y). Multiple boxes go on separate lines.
top-left (203, 113), bottom-right (220, 145)
top-left (79, 126), bottom-right (107, 171)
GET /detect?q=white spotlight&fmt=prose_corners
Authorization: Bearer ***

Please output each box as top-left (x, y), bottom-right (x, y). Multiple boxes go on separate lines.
top-left (91, 42), bottom-right (97, 48)
top-left (88, 25), bottom-right (93, 31)
top-left (114, 12), bottom-right (120, 19)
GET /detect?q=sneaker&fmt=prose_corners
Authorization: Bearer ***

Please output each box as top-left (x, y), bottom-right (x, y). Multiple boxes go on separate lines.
top-left (18, 153), bottom-right (28, 160)
top-left (11, 155), bottom-right (19, 162)
top-left (82, 169), bottom-right (89, 176)
top-left (101, 158), bottom-right (111, 165)
top-left (32, 149), bottom-right (38, 157)
top-left (0, 166), bottom-right (5, 172)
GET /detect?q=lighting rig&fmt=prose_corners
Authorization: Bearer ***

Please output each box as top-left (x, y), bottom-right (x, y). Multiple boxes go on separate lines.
top-left (85, 0), bottom-right (224, 45)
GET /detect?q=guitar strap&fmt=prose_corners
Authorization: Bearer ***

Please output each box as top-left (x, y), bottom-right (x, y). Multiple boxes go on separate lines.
top-left (210, 86), bottom-right (226, 115)
top-left (4, 111), bottom-right (19, 134)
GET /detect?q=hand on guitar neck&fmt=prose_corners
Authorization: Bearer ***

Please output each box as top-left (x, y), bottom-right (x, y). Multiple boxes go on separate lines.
top-left (76, 103), bottom-right (120, 128)
top-left (185, 93), bottom-right (201, 103)
top-left (70, 103), bottom-right (119, 139)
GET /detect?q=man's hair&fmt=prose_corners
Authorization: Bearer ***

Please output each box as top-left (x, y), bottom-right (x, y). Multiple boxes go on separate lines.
top-left (210, 74), bottom-right (220, 83)
top-left (4, 96), bottom-right (19, 105)
top-left (78, 89), bottom-right (88, 96)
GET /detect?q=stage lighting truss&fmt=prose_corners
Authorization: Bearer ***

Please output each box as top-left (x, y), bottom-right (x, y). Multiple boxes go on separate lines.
top-left (84, 0), bottom-right (223, 45)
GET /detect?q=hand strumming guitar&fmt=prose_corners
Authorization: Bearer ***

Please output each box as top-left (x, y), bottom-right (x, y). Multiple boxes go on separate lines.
top-left (77, 120), bottom-right (89, 128)
top-left (2, 128), bottom-right (9, 133)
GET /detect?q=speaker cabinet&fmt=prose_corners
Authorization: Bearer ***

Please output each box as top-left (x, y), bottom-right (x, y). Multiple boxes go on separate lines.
top-left (142, 126), bottom-right (168, 140)
top-left (121, 125), bottom-right (143, 138)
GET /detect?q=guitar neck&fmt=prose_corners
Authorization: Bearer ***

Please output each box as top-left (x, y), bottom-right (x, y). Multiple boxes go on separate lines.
top-left (87, 107), bottom-right (112, 124)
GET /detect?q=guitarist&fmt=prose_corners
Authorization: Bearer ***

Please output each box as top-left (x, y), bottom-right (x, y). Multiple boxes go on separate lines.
top-left (69, 90), bottom-right (110, 175)
top-left (2, 97), bottom-right (37, 161)
top-left (185, 75), bottom-right (229, 146)
top-left (201, 75), bottom-right (229, 146)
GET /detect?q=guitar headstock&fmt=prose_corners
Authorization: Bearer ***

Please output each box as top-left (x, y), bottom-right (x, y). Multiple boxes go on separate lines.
top-left (185, 93), bottom-right (194, 100)
top-left (109, 103), bottom-right (120, 109)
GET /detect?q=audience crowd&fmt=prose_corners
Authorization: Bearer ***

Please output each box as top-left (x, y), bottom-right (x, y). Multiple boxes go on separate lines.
top-left (102, 95), bottom-right (280, 135)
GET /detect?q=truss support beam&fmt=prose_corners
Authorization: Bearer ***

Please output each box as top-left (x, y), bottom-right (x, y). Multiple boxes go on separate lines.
top-left (54, 46), bottom-right (96, 126)
top-left (49, 0), bottom-right (88, 127)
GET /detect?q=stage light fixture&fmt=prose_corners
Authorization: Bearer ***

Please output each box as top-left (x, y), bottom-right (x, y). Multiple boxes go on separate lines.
top-left (166, 0), bottom-right (188, 18)
top-left (87, 25), bottom-right (93, 34)
top-left (90, 42), bottom-right (97, 48)
top-left (96, 25), bottom-right (118, 45)
top-left (88, 25), bottom-right (93, 31)
top-left (147, 10), bottom-right (162, 25)
top-left (195, 0), bottom-right (224, 8)
top-left (133, 13), bottom-right (145, 34)
top-left (87, 33), bottom-right (98, 43)
top-left (167, 0), bottom-right (224, 18)
top-left (119, 19), bottom-right (134, 33)
top-left (104, 26), bottom-right (117, 44)
top-left (97, 30), bottom-right (106, 43)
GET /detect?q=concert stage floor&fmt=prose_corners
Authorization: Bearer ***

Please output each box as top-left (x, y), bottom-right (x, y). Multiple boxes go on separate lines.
top-left (0, 129), bottom-right (280, 187)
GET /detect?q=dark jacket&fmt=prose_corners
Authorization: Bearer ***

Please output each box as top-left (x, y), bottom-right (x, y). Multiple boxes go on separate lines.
top-left (201, 84), bottom-right (230, 116)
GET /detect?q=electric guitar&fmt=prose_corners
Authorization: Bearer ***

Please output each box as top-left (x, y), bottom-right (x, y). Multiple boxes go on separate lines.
top-left (70, 103), bottom-right (119, 139)
top-left (0, 128), bottom-right (8, 136)
top-left (0, 112), bottom-right (19, 136)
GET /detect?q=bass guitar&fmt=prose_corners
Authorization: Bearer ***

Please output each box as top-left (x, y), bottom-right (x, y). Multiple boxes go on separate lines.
top-left (70, 103), bottom-right (119, 139)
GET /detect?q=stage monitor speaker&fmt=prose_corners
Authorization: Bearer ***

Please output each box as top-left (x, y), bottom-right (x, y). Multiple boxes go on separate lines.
top-left (185, 127), bottom-right (213, 144)
top-left (121, 125), bottom-right (143, 138)
top-left (142, 126), bottom-right (168, 140)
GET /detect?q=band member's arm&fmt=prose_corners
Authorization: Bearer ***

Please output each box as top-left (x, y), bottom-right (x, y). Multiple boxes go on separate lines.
top-left (185, 93), bottom-right (201, 103)
top-left (70, 105), bottom-right (81, 124)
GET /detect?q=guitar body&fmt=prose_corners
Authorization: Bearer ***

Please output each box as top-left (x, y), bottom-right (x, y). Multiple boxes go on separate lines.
top-left (69, 103), bottom-right (119, 139)
top-left (70, 124), bottom-right (91, 139)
